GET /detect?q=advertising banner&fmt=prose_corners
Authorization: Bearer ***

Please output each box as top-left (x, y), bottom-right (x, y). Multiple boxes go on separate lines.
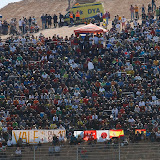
top-left (12, 130), bottom-right (66, 144)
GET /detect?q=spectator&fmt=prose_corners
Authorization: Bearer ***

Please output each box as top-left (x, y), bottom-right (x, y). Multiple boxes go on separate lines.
top-left (135, 5), bottom-right (139, 19)
top-left (130, 5), bottom-right (135, 21)
top-left (15, 147), bottom-right (22, 160)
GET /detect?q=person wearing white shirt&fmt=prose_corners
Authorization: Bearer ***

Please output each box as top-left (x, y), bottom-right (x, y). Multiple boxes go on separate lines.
top-left (147, 33), bottom-right (152, 40)
top-left (134, 105), bottom-right (140, 113)
top-left (89, 35), bottom-right (93, 46)
top-left (7, 138), bottom-right (13, 147)
top-left (93, 35), bottom-right (99, 45)
top-left (71, 62), bottom-right (78, 69)
top-left (92, 113), bottom-right (98, 120)
top-left (139, 100), bottom-right (145, 106)
top-left (42, 72), bottom-right (48, 79)
top-left (59, 134), bottom-right (64, 146)
top-left (121, 16), bottom-right (126, 29)
top-left (153, 35), bottom-right (159, 42)
top-left (152, 94), bottom-right (157, 101)
top-left (116, 22), bottom-right (121, 32)
top-left (88, 61), bottom-right (94, 70)
top-left (53, 115), bottom-right (58, 122)
top-left (15, 147), bottom-right (21, 156)
top-left (128, 116), bottom-right (135, 124)
top-left (112, 107), bottom-right (118, 119)
top-left (19, 19), bottom-right (23, 31)
top-left (99, 87), bottom-right (105, 92)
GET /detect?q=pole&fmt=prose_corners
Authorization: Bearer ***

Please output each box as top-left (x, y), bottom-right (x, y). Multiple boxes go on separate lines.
top-left (77, 145), bottom-right (78, 160)
top-left (119, 142), bottom-right (121, 160)
top-left (34, 146), bottom-right (36, 160)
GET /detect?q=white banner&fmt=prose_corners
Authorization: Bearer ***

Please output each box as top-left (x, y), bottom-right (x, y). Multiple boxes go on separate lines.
top-left (12, 130), bottom-right (66, 144)
top-left (97, 130), bottom-right (110, 142)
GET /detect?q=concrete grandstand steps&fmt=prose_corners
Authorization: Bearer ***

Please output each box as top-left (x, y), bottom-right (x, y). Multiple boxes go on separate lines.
top-left (120, 143), bottom-right (160, 160)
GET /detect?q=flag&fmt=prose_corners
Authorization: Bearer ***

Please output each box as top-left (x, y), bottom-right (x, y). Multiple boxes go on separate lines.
top-left (109, 129), bottom-right (124, 138)
top-left (97, 130), bottom-right (110, 142)
top-left (74, 131), bottom-right (84, 138)
top-left (135, 129), bottom-right (146, 135)
top-left (83, 130), bottom-right (97, 141)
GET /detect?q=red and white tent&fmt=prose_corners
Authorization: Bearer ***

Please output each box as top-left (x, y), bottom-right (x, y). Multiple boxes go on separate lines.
top-left (74, 23), bottom-right (107, 34)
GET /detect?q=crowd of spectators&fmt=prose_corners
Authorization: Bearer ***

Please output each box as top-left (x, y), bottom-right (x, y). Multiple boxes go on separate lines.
top-left (41, 13), bottom-right (64, 29)
top-left (0, 1), bottom-right (159, 152)
top-left (0, 16), bottom-right (39, 36)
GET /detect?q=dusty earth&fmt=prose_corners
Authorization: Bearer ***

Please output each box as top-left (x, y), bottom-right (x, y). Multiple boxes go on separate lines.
top-left (0, 0), bottom-right (160, 39)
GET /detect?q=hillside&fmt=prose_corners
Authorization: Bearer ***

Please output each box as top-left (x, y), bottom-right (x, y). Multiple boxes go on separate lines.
top-left (0, 0), bottom-right (160, 25)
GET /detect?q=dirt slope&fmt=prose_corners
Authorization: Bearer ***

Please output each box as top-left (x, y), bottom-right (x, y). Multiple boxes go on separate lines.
top-left (0, 0), bottom-right (160, 24)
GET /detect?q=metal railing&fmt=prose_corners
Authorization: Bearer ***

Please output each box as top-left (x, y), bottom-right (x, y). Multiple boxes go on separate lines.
top-left (0, 142), bottom-right (160, 160)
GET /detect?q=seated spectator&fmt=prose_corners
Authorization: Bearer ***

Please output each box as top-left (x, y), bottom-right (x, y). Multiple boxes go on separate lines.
top-left (15, 147), bottom-right (22, 159)
top-left (58, 134), bottom-right (64, 146)
top-left (52, 134), bottom-right (59, 146)
top-left (70, 135), bottom-right (77, 145)
top-left (17, 138), bottom-right (23, 147)
top-left (155, 131), bottom-right (160, 142)
top-left (7, 138), bottom-right (13, 147)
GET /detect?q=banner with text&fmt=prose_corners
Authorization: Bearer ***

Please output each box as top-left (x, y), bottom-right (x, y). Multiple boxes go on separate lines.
top-left (12, 130), bottom-right (66, 144)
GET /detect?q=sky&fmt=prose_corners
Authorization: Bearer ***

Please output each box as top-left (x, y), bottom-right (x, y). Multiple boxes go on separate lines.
top-left (0, 0), bottom-right (22, 9)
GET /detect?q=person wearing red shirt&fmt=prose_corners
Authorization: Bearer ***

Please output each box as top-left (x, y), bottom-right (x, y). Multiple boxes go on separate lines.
top-left (63, 87), bottom-right (69, 94)
top-left (7, 125), bottom-right (13, 133)
top-left (92, 91), bottom-right (98, 98)
top-left (116, 122), bottom-right (122, 129)
top-left (83, 96), bottom-right (89, 105)
top-left (120, 106), bottom-right (125, 114)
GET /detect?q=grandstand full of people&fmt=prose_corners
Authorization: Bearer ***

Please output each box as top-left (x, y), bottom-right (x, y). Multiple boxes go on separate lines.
top-left (0, 0), bottom-right (160, 159)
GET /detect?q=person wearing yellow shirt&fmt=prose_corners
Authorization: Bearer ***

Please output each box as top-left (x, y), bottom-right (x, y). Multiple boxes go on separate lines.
top-left (135, 5), bottom-right (139, 19)
top-left (153, 59), bottom-right (159, 66)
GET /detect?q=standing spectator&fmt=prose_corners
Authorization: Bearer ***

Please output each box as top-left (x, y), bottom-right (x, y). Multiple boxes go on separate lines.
top-left (116, 22), bottom-right (121, 32)
top-left (28, 16), bottom-right (32, 27)
top-left (130, 5), bottom-right (135, 21)
top-left (45, 14), bottom-right (48, 29)
top-left (152, 0), bottom-right (156, 12)
top-left (19, 19), bottom-right (23, 32)
top-left (53, 14), bottom-right (58, 28)
top-left (22, 17), bottom-right (26, 34)
top-left (69, 11), bottom-right (74, 26)
top-left (0, 20), bottom-right (2, 35)
top-left (135, 5), bottom-right (139, 19)
top-left (121, 16), bottom-right (126, 29)
top-left (104, 10), bottom-right (110, 25)
top-left (155, 7), bottom-right (159, 20)
top-left (141, 4), bottom-right (145, 13)
top-left (59, 13), bottom-right (63, 27)
top-left (41, 14), bottom-right (45, 29)
top-left (48, 14), bottom-right (52, 28)
top-left (76, 10), bottom-right (80, 24)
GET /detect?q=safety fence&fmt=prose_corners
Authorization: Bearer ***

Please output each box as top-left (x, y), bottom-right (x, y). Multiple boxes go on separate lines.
top-left (0, 142), bottom-right (160, 160)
